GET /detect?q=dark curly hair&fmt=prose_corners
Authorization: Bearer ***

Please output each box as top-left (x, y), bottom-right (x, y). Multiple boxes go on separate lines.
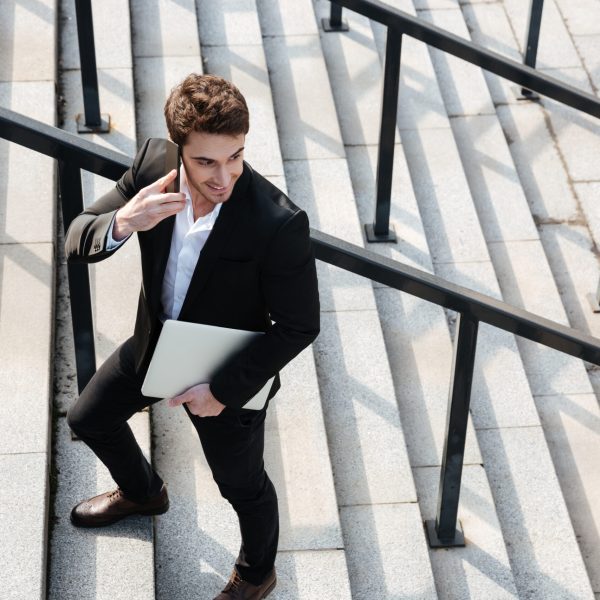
top-left (164, 74), bottom-right (249, 145)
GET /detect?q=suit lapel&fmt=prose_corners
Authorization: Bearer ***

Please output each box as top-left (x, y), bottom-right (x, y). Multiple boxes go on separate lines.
top-left (148, 214), bottom-right (175, 314)
top-left (155, 214), bottom-right (176, 274)
top-left (177, 163), bottom-right (252, 320)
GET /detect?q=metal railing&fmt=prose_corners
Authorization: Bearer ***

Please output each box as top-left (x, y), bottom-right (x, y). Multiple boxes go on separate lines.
top-left (74, 0), bottom-right (109, 132)
top-left (2, 106), bottom-right (599, 549)
top-left (323, 0), bottom-right (600, 242)
top-left (522, 0), bottom-right (544, 97)
top-left (0, 108), bottom-right (129, 388)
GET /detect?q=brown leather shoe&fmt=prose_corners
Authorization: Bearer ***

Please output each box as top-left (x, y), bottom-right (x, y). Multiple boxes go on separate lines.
top-left (214, 568), bottom-right (276, 600)
top-left (70, 484), bottom-right (169, 528)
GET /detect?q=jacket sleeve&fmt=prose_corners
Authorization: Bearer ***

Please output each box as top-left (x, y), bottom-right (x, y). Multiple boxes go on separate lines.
top-left (64, 139), bottom-right (150, 263)
top-left (209, 209), bottom-right (320, 409)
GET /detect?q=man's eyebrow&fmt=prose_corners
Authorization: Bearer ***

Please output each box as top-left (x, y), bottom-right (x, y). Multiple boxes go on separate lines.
top-left (190, 147), bottom-right (245, 161)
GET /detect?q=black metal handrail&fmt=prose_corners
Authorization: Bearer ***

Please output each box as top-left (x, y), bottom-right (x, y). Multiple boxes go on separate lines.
top-left (522, 0), bottom-right (544, 97)
top-left (315, 229), bottom-right (600, 363)
top-left (74, 0), bottom-right (110, 132)
top-left (2, 106), bottom-right (599, 549)
top-left (324, 0), bottom-right (600, 241)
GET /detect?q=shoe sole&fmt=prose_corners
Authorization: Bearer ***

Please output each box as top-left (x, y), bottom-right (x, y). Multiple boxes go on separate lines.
top-left (70, 501), bottom-right (170, 528)
top-left (262, 579), bottom-right (276, 598)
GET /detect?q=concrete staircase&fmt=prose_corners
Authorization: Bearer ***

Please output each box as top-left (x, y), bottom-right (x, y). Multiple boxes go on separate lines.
top-left (1, 0), bottom-right (599, 598)
top-left (0, 1), bottom-right (57, 598)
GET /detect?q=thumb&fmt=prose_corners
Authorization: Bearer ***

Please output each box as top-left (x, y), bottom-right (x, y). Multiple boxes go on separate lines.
top-left (167, 393), bottom-right (187, 407)
top-left (147, 169), bottom-right (177, 194)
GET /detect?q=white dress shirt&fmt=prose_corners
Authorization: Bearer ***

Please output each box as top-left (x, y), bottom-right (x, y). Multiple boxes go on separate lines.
top-left (107, 166), bottom-right (222, 321)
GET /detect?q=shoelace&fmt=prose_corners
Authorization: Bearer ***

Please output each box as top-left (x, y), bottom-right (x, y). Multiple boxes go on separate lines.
top-left (229, 571), bottom-right (242, 591)
top-left (107, 489), bottom-right (123, 503)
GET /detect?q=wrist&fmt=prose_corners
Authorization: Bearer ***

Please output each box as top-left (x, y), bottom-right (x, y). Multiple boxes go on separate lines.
top-left (113, 210), bottom-right (132, 241)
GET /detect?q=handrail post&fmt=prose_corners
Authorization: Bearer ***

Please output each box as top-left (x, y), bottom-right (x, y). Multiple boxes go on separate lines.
top-left (322, 1), bottom-right (349, 32)
top-left (365, 29), bottom-right (401, 243)
top-left (425, 312), bottom-right (479, 547)
top-left (590, 276), bottom-right (600, 313)
top-left (74, 0), bottom-right (110, 133)
top-left (521, 0), bottom-right (545, 98)
top-left (57, 160), bottom-right (97, 394)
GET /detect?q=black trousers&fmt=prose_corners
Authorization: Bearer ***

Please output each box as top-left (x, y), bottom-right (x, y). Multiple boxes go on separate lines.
top-left (66, 336), bottom-right (279, 585)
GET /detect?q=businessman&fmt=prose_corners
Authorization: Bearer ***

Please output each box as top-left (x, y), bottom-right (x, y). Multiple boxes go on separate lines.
top-left (65, 74), bottom-right (320, 599)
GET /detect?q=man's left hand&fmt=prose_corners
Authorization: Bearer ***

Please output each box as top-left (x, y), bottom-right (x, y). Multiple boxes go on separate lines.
top-left (167, 383), bottom-right (226, 417)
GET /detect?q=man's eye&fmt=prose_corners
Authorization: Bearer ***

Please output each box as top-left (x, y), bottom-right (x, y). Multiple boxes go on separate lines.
top-left (230, 154), bottom-right (241, 161)
top-left (197, 160), bottom-right (211, 166)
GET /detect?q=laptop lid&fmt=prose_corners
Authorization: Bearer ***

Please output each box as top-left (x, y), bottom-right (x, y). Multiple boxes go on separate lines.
top-left (141, 320), bottom-right (273, 410)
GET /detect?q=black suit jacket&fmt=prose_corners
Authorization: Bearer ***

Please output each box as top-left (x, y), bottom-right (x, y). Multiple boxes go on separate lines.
top-left (65, 138), bottom-right (320, 409)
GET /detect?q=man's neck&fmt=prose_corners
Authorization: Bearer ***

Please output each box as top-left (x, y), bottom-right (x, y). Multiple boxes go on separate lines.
top-left (193, 202), bottom-right (215, 221)
top-left (190, 189), bottom-right (216, 221)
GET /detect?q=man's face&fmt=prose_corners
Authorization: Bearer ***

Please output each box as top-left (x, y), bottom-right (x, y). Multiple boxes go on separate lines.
top-left (181, 130), bottom-right (245, 208)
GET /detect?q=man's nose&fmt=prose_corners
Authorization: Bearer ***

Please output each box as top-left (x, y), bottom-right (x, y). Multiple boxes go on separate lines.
top-left (214, 165), bottom-right (231, 188)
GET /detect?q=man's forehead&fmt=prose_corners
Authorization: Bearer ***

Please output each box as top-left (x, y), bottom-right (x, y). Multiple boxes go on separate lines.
top-left (183, 130), bottom-right (245, 159)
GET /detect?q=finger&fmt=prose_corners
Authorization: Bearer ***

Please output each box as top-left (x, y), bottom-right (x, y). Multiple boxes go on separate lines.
top-left (154, 202), bottom-right (186, 217)
top-left (141, 204), bottom-right (185, 231)
top-left (144, 192), bottom-right (186, 207)
top-left (158, 192), bottom-right (186, 203)
top-left (144, 169), bottom-right (178, 195)
top-left (167, 394), bottom-right (187, 407)
top-left (142, 195), bottom-right (186, 217)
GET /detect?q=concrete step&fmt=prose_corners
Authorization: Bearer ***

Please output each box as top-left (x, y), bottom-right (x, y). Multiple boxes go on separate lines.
top-left (419, 1), bottom-right (600, 595)
top-left (456, 1), bottom-right (600, 323)
top-left (256, 0), bottom-right (439, 597)
top-left (321, 0), bottom-right (596, 596)
top-left (460, 0), bottom-right (600, 337)
top-left (0, 0), bottom-right (57, 598)
top-left (131, 0), bottom-right (203, 143)
top-left (48, 0), bottom-right (154, 598)
top-left (313, 1), bottom-right (523, 597)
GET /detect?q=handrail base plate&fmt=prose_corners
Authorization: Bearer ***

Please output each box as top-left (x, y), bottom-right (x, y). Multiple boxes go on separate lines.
top-left (425, 519), bottom-right (466, 548)
top-left (76, 113), bottom-right (111, 134)
top-left (322, 17), bottom-right (349, 32)
top-left (365, 223), bottom-right (397, 243)
top-left (512, 85), bottom-right (541, 102)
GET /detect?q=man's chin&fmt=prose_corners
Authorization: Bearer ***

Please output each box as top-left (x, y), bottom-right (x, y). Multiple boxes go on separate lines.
top-left (204, 187), bottom-right (233, 203)
top-left (207, 192), bottom-right (232, 204)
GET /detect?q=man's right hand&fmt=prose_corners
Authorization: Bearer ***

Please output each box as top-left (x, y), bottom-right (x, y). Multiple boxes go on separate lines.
top-left (112, 169), bottom-right (186, 241)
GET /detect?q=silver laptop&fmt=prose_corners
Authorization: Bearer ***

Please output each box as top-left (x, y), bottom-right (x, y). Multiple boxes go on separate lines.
top-left (141, 320), bottom-right (274, 410)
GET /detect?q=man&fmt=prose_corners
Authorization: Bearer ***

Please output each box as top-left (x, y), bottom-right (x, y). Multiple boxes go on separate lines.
top-left (65, 74), bottom-right (320, 599)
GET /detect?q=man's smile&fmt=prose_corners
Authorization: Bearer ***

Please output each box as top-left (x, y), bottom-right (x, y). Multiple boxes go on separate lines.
top-left (207, 182), bottom-right (230, 192)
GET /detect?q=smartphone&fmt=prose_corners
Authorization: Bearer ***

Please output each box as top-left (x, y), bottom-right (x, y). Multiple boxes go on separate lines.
top-left (164, 139), bottom-right (181, 194)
